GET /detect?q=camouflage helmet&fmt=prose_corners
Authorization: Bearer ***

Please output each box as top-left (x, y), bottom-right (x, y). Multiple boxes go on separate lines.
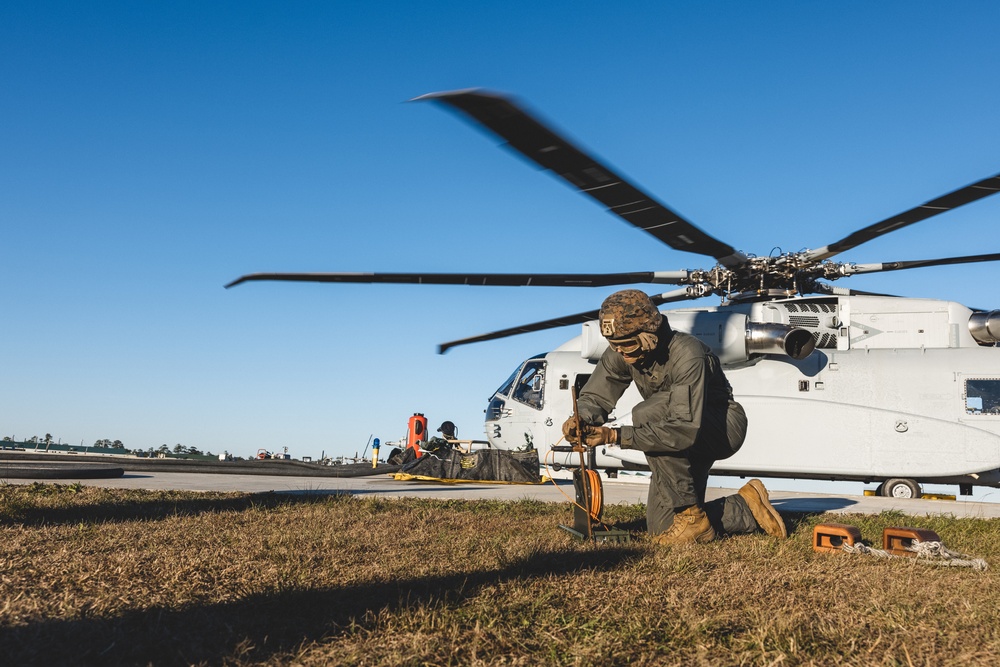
top-left (599, 289), bottom-right (662, 338)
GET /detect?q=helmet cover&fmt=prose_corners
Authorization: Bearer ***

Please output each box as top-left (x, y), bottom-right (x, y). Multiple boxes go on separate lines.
top-left (599, 290), bottom-right (662, 339)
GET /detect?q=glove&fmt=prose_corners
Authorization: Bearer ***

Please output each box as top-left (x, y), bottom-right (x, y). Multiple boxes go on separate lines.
top-left (562, 415), bottom-right (581, 444)
top-left (582, 425), bottom-right (619, 447)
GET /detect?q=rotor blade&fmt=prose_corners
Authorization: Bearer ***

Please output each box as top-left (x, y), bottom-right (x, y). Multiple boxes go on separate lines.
top-left (225, 270), bottom-right (693, 289)
top-left (806, 173), bottom-right (1000, 262)
top-left (845, 252), bottom-right (1000, 275)
top-left (437, 288), bottom-right (702, 354)
top-left (414, 89), bottom-right (746, 268)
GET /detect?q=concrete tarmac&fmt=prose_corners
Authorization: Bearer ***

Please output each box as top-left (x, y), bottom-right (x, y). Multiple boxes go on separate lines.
top-left (5, 467), bottom-right (1000, 519)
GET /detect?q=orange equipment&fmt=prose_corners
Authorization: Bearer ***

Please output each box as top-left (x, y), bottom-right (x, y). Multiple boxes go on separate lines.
top-left (883, 526), bottom-right (941, 557)
top-left (812, 523), bottom-right (863, 553)
top-left (406, 413), bottom-right (428, 458)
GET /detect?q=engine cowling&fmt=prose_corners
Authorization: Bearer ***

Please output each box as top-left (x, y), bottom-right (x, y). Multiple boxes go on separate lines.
top-left (746, 322), bottom-right (816, 360)
top-left (969, 310), bottom-right (1000, 344)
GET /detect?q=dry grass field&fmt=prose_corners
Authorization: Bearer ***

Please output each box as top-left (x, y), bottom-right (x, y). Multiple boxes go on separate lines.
top-left (1, 482), bottom-right (998, 666)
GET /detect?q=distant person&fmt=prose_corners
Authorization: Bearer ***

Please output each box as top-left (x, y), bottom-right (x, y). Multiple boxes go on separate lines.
top-left (422, 420), bottom-right (459, 456)
top-left (437, 421), bottom-right (458, 440)
top-left (563, 289), bottom-right (787, 545)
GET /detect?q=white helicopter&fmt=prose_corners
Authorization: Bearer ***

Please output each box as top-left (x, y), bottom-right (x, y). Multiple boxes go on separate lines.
top-left (228, 90), bottom-right (1000, 499)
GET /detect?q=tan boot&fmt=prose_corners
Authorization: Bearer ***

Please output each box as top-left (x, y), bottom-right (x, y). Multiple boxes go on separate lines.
top-left (737, 479), bottom-right (787, 538)
top-left (651, 505), bottom-right (716, 546)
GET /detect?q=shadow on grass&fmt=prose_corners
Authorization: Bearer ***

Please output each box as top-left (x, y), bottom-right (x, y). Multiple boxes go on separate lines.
top-left (0, 490), bottom-right (343, 527)
top-left (770, 496), bottom-right (858, 513)
top-left (0, 546), bottom-right (642, 666)
top-left (769, 497), bottom-right (860, 534)
top-left (607, 516), bottom-right (648, 533)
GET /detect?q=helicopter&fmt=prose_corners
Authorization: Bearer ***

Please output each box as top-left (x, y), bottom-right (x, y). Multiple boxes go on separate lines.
top-left (228, 89), bottom-right (1000, 499)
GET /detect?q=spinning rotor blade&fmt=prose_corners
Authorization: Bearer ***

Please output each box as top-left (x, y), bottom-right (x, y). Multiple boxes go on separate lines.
top-left (846, 252), bottom-right (1000, 275)
top-left (225, 270), bottom-right (693, 289)
top-left (807, 173), bottom-right (1000, 262)
top-left (437, 288), bottom-right (703, 354)
top-left (415, 89), bottom-right (746, 268)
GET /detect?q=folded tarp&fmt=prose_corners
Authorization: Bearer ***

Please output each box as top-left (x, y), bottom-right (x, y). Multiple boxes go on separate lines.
top-left (396, 447), bottom-right (541, 484)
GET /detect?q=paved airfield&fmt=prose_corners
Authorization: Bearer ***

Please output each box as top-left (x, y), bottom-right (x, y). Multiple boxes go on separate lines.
top-left (6, 465), bottom-right (1000, 519)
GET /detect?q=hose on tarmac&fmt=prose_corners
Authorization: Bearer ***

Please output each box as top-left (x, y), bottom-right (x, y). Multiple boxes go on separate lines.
top-left (0, 463), bottom-right (125, 479)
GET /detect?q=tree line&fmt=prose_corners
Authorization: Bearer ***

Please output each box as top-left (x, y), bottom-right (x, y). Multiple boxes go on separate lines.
top-left (2, 435), bottom-right (216, 458)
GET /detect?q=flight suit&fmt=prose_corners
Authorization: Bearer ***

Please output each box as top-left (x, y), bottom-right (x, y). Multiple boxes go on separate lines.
top-left (576, 321), bottom-right (759, 536)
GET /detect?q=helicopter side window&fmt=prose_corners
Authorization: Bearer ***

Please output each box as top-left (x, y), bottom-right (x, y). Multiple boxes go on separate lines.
top-left (965, 379), bottom-right (1000, 415)
top-left (574, 374), bottom-right (591, 395)
top-left (512, 360), bottom-right (546, 410)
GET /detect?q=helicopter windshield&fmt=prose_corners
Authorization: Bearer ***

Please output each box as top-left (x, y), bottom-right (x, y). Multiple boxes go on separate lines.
top-left (494, 367), bottom-right (520, 398)
top-left (511, 359), bottom-right (546, 410)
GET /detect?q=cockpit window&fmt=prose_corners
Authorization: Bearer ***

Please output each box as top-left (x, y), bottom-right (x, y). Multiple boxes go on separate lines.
top-left (966, 379), bottom-right (1000, 415)
top-left (512, 360), bottom-right (545, 410)
top-left (495, 366), bottom-right (520, 398)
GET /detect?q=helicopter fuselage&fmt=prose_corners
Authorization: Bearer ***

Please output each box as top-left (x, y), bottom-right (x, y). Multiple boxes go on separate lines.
top-left (484, 295), bottom-right (1000, 494)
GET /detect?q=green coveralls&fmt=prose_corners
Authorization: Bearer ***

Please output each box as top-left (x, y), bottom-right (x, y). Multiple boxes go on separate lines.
top-left (576, 322), bottom-right (759, 536)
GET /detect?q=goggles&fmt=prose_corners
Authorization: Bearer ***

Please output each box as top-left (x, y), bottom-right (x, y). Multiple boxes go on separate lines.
top-left (608, 337), bottom-right (643, 355)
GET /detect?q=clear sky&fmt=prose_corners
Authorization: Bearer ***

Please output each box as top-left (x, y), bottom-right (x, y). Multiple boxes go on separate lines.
top-left (3, 2), bottom-right (1000, 477)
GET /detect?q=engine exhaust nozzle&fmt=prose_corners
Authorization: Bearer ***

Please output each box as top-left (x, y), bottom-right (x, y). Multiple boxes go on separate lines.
top-left (969, 310), bottom-right (1000, 344)
top-left (746, 323), bottom-right (816, 360)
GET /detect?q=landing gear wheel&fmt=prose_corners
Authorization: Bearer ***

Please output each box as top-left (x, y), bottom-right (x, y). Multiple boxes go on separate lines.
top-left (881, 478), bottom-right (921, 499)
top-left (606, 469), bottom-right (618, 479)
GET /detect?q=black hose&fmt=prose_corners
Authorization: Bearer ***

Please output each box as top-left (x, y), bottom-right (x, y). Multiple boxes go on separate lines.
top-left (0, 463), bottom-right (125, 479)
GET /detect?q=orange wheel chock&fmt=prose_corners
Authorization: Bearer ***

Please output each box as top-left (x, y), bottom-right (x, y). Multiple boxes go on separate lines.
top-left (812, 523), bottom-right (863, 553)
top-left (882, 526), bottom-right (941, 557)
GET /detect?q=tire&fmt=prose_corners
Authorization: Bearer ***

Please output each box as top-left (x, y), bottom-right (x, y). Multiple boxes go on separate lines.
top-left (881, 478), bottom-right (921, 499)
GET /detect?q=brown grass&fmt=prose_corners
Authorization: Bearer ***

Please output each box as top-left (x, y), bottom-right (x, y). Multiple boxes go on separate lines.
top-left (0, 482), bottom-right (998, 666)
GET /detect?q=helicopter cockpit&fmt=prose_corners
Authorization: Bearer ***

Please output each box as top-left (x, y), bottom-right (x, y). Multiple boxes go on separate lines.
top-left (487, 356), bottom-right (546, 419)
top-left (483, 356), bottom-right (550, 450)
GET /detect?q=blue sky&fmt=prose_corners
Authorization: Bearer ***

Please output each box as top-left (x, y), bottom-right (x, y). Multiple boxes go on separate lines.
top-left (3, 2), bottom-right (1000, 468)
